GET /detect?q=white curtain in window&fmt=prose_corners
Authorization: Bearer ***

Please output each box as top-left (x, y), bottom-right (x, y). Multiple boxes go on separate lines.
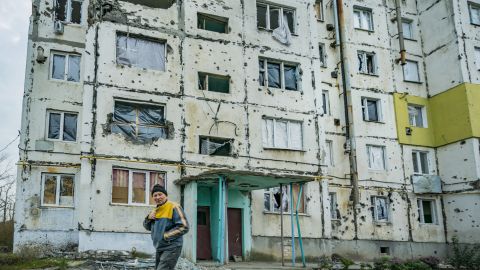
top-left (272, 14), bottom-right (292, 45)
top-left (369, 146), bottom-right (385, 170)
top-left (289, 121), bottom-right (302, 149)
top-left (262, 119), bottom-right (274, 147)
top-left (361, 11), bottom-right (371, 29)
top-left (404, 61), bottom-right (419, 81)
top-left (353, 11), bottom-right (361, 28)
top-left (274, 121), bottom-right (288, 148)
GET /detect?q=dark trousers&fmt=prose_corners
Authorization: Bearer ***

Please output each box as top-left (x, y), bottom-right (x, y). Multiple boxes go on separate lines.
top-left (155, 246), bottom-right (182, 270)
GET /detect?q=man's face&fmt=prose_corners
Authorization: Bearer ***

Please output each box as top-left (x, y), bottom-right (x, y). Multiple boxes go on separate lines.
top-left (153, 192), bottom-right (167, 205)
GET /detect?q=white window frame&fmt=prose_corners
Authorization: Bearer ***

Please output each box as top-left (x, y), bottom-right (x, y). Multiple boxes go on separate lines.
top-left (367, 145), bottom-right (386, 171)
top-left (263, 185), bottom-right (306, 214)
top-left (417, 199), bottom-right (438, 224)
top-left (111, 168), bottom-right (167, 206)
top-left (403, 60), bottom-right (421, 82)
top-left (322, 90), bottom-right (330, 116)
top-left (315, 0), bottom-right (324, 21)
top-left (46, 110), bottom-right (78, 142)
top-left (412, 150), bottom-right (430, 175)
top-left (259, 58), bottom-right (300, 91)
top-left (263, 118), bottom-right (304, 150)
top-left (257, 2), bottom-right (296, 33)
top-left (319, 43), bottom-right (326, 67)
top-left (41, 173), bottom-right (75, 208)
top-left (325, 140), bottom-right (334, 167)
top-left (469, 2), bottom-right (480, 25)
top-left (475, 47), bottom-right (480, 71)
top-left (353, 7), bottom-right (374, 31)
top-left (408, 104), bottom-right (428, 128)
top-left (361, 97), bottom-right (382, 122)
top-left (329, 192), bottom-right (339, 220)
top-left (56, 0), bottom-right (83, 24)
top-left (372, 196), bottom-right (389, 223)
top-left (50, 52), bottom-right (82, 82)
top-left (357, 51), bottom-right (377, 75)
top-left (402, 18), bottom-right (414, 39)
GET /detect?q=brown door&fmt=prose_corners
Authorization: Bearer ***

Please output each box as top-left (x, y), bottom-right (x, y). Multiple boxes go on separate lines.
top-left (227, 208), bottom-right (243, 259)
top-left (196, 206), bottom-right (212, 260)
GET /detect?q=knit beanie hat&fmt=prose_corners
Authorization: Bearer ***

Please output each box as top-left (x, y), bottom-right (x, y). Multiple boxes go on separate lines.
top-left (151, 184), bottom-right (168, 196)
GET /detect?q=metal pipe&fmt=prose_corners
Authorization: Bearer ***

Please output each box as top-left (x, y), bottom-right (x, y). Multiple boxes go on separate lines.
top-left (290, 183), bottom-right (295, 266)
top-left (295, 184), bottom-right (306, 267)
top-left (280, 183), bottom-right (285, 266)
top-left (224, 180), bottom-right (229, 264)
top-left (395, 0), bottom-right (406, 65)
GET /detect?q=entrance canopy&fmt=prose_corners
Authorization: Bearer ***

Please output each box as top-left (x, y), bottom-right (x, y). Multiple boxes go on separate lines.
top-left (174, 169), bottom-right (315, 190)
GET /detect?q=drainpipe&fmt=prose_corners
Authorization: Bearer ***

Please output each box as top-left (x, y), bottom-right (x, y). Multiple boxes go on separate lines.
top-left (394, 0), bottom-right (406, 65)
top-left (334, 0), bottom-right (360, 238)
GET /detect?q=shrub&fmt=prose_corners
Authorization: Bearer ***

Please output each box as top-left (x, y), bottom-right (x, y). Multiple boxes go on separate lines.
top-left (447, 237), bottom-right (480, 270)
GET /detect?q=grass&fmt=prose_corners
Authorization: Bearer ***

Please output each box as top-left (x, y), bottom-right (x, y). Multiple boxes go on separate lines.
top-left (0, 253), bottom-right (70, 270)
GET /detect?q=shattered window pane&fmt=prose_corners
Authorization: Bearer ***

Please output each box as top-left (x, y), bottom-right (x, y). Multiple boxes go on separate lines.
top-left (408, 104), bottom-right (424, 127)
top-left (198, 73), bottom-right (207, 90)
top-left (132, 172), bottom-right (146, 204)
top-left (116, 35), bottom-right (166, 71)
top-left (258, 60), bottom-right (265, 86)
top-left (368, 145), bottom-right (385, 170)
top-left (412, 152), bottom-right (419, 173)
top-left (329, 193), bottom-right (338, 219)
top-left (322, 91), bottom-right (329, 115)
top-left (264, 193), bottom-right (271, 211)
top-left (70, 0), bottom-right (82, 24)
top-left (198, 13), bottom-right (228, 33)
top-left (63, 113), bottom-right (77, 141)
top-left (363, 98), bottom-right (379, 122)
top-left (52, 54), bottom-right (66, 80)
top-left (284, 10), bottom-right (295, 33)
top-left (256, 4), bottom-right (267, 28)
top-left (374, 197), bottom-right (388, 221)
top-left (112, 169), bottom-right (129, 204)
top-left (43, 175), bottom-right (57, 205)
top-left (267, 62), bottom-right (281, 88)
top-left (199, 137), bottom-right (232, 156)
top-left (55, 0), bottom-right (67, 21)
top-left (263, 185), bottom-right (304, 213)
top-left (269, 7), bottom-right (280, 29)
top-left (319, 44), bottom-right (325, 66)
top-left (284, 64), bottom-right (297, 91)
top-left (59, 175), bottom-right (74, 206)
top-left (315, 0), bottom-right (323, 21)
top-left (67, 55), bottom-right (81, 82)
top-left (48, 113), bottom-right (61, 139)
top-left (208, 74), bottom-right (230, 93)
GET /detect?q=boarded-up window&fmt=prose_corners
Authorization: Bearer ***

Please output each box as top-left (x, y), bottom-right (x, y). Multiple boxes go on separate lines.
top-left (47, 111), bottom-right (78, 141)
top-left (51, 52), bottom-right (81, 82)
top-left (42, 173), bottom-right (75, 207)
top-left (116, 34), bottom-right (166, 71)
top-left (112, 168), bottom-right (166, 205)
top-left (367, 145), bottom-right (386, 170)
top-left (263, 184), bottom-right (305, 213)
top-left (199, 137), bottom-right (232, 156)
top-left (197, 13), bottom-right (228, 33)
top-left (198, 73), bottom-right (230, 93)
top-left (55, 0), bottom-right (82, 24)
top-left (262, 118), bottom-right (303, 150)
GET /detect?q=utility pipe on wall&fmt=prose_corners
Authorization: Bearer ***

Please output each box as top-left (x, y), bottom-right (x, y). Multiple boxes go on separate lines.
top-left (394, 0), bottom-right (407, 65)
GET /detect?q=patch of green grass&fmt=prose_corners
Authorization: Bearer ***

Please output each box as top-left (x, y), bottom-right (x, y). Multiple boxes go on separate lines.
top-left (0, 253), bottom-right (70, 270)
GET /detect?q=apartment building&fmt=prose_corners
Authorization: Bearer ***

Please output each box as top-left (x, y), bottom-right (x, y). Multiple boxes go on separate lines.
top-left (14, 0), bottom-right (480, 263)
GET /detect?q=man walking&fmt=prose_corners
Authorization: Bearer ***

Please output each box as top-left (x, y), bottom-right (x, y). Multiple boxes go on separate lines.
top-left (144, 184), bottom-right (189, 270)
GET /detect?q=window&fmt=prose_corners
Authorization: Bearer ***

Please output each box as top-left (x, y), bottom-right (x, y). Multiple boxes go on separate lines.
top-left (199, 136), bottom-right (232, 156)
top-left (322, 90), bottom-right (330, 115)
top-left (315, 0), bottom-right (324, 21)
top-left (259, 58), bottom-right (299, 91)
top-left (116, 34), bottom-right (166, 71)
top-left (324, 140), bottom-right (334, 166)
top-left (372, 196), bottom-right (388, 222)
top-left (197, 13), bottom-right (228, 33)
top-left (47, 110), bottom-right (78, 142)
top-left (408, 104), bottom-right (427, 127)
top-left (361, 97), bottom-right (381, 122)
top-left (367, 145), bottom-right (386, 170)
top-left (329, 192), bottom-right (339, 219)
top-left (402, 19), bottom-right (413, 39)
top-left (112, 101), bottom-right (166, 142)
top-left (417, 199), bottom-right (437, 224)
top-left (357, 51), bottom-right (377, 75)
top-left (403, 60), bottom-right (420, 82)
top-left (112, 168), bottom-right (166, 205)
top-left (257, 3), bottom-right (295, 33)
top-left (319, 43), bottom-right (326, 67)
top-left (475, 47), bottom-right (480, 70)
top-left (51, 53), bottom-right (81, 82)
top-left (198, 72), bottom-right (230, 93)
top-left (412, 151), bottom-right (429, 174)
top-left (469, 2), bottom-right (480, 25)
top-left (262, 118), bottom-right (303, 150)
top-left (353, 7), bottom-right (373, 31)
top-left (264, 184), bottom-right (305, 213)
top-left (42, 173), bottom-right (74, 207)
top-left (55, 0), bottom-right (82, 24)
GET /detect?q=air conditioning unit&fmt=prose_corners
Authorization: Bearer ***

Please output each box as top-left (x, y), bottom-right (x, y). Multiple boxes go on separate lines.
top-left (54, 21), bottom-right (64, 35)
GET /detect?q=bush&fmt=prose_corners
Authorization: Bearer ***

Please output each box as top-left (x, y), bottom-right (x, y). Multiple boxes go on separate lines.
top-left (447, 237), bottom-right (480, 270)
top-left (373, 257), bottom-right (433, 270)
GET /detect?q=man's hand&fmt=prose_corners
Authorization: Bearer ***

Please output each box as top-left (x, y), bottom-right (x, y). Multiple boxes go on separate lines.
top-left (148, 209), bottom-right (156, 220)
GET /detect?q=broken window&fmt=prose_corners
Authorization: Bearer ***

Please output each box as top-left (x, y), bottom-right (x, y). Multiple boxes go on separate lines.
top-left (324, 140), bottom-right (334, 166)
top-left (417, 199), bottom-right (437, 224)
top-left (197, 13), bottom-right (228, 33)
top-left (198, 72), bottom-right (230, 93)
top-left (408, 104), bottom-right (426, 127)
top-left (199, 137), bottom-right (232, 156)
top-left (319, 43), bottom-right (326, 67)
top-left (353, 7), bottom-right (373, 31)
top-left (403, 60), bottom-right (420, 82)
top-left (262, 118), bottom-right (303, 150)
top-left (361, 97), bottom-right (381, 122)
top-left (367, 145), bottom-right (386, 170)
top-left (357, 51), bottom-right (376, 75)
top-left (256, 3), bottom-right (295, 33)
top-left (42, 173), bottom-right (75, 207)
top-left (322, 90), bottom-right (330, 116)
top-left (372, 196), bottom-right (388, 222)
top-left (402, 19), bottom-right (413, 39)
top-left (112, 168), bottom-right (166, 205)
top-left (116, 34), bottom-right (166, 71)
top-left (315, 0), bottom-right (324, 21)
top-left (47, 110), bottom-right (78, 142)
top-left (55, 0), bottom-right (83, 24)
top-left (51, 52), bottom-right (81, 82)
top-left (263, 184), bottom-right (305, 213)
top-left (259, 58), bottom-right (299, 90)
top-left (469, 2), bottom-right (480, 25)
top-left (112, 101), bottom-right (166, 142)
top-left (475, 47), bottom-right (480, 70)
top-left (329, 192), bottom-right (338, 219)
top-left (412, 151), bottom-right (429, 174)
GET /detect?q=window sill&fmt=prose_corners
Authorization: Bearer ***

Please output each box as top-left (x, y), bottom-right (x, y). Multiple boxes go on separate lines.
top-left (363, 120), bottom-right (384, 124)
top-left (358, 72), bottom-right (379, 77)
top-left (257, 27), bottom-right (298, 36)
top-left (198, 89), bottom-right (230, 94)
top-left (110, 203), bottom-right (153, 207)
top-left (50, 78), bottom-right (82, 84)
top-left (263, 211), bottom-right (309, 217)
top-left (354, 28), bottom-right (375, 33)
top-left (260, 86), bottom-right (301, 92)
top-left (263, 147), bottom-right (305, 152)
top-left (409, 125), bottom-right (428, 129)
top-left (403, 79), bottom-right (423, 84)
top-left (40, 205), bottom-right (74, 209)
top-left (316, 19), bottom-right (325, 22)
top-left (116, 63), bottom-right (165, 73)
top-left (374, 221), bottom-right (391, 226)
top-left (419, 223), bottom-right (439, 226)
top-left (404, 37), bottom-right (417, 42)
top-left (470, 23), bottom-right (480, 27)
top-left (46, 139), bottom-right (78, 143)
top-left (368, 169), bottom-right (387, 172)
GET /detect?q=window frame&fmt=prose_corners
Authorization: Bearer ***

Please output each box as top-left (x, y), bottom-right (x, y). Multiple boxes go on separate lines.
top-left (408, 104), bottom-right (428, 128)
top-left (315, 0), bottom-right (324, 21)
top-left (329, 192), bottom-right (339, 220)
top-left (357, 51), bottom-right (377, 75)
top-left (469, 2), bottom-right (480, 26)
top-left (46, 110), bottom-right (78, 142)
top-left (198, 72), bottom-right (230, 93)
top-left (55, 0), bottom-right (83, 24)
top-left (401, 18), bottom-right (414, 40)
top-left (115, 33), bottom-right (167, 71)
top-left (197, 12), bottom-right (229, 34)
top-left (372, 196), bottom-right (389, 223)
top-left (322, 90), bottom-right (330, 116)
top-left (319, 43), bottom-right (326, 67)
top-left (262, 117), bottom-right (304, 151)
top-left (259, 58), bottom-right (300, 91)
top-left (361, 97), bottom-right (382, 122)
top-left (199, 136), bottom-right (233, 156)
top-left (324, 140), bottom-right (334, 167)
top-left (353, 7), bottom-right (374, 31)
top-left (367, 145), bottom-right (386, 171)
top-left (474, 47), bottom-right (480, 70)
top-left (256, 2), bottom-right (296, 33)
top-left (111, 168), bottom-right (167, 206)
top-left (417, 198), bottom-right (438, 224)
top-left (403, 60), bottom-right (421, 83)
top-left (412, 150), bottom-right (430, 175)
top-left (41, 173), bottom-right (75, 208)
top-left (50, 51), bottom-right (82, 82)
top-left (263, 184), bottom-right (306, 214)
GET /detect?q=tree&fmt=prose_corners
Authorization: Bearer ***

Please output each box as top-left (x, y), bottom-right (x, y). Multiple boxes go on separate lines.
top-left (0, 154), bottom-right (15, 222)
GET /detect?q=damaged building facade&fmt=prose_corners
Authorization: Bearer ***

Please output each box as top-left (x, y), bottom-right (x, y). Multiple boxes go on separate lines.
top-left (14, 0), bottom-right (480, 263)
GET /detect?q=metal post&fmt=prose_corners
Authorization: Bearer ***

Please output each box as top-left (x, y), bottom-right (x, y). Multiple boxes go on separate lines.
top-left (290, 183), bottom-right (295, 266)
top-left (217, 176), bottom-right (225, 264)
top-left (295, 183), bottom-right (306, 267)
top-left (224, 179), bottom-right (229, 264)
top-left (280, 183), bottom-right (284, 266)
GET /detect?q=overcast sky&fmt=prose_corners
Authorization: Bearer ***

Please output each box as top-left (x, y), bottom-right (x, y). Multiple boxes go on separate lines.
top-left (0, 0), bottom-right (31, 173)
